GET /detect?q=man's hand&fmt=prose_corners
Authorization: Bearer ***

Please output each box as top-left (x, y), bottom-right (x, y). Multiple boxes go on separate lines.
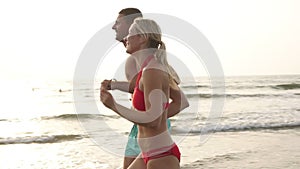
top-left (101, 79), bottom-right (113, 90)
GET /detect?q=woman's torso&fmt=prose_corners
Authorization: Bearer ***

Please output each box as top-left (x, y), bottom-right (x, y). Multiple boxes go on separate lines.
top-left (131, 56), bottom-right (171, 138)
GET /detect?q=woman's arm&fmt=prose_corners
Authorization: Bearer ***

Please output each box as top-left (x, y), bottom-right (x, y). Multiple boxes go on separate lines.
top-left (167, 81), bottom-right (189, 118)
top-left (100, 69), bottom-right (167, 128)
top-left (100, 89), bottom-right (165, 127)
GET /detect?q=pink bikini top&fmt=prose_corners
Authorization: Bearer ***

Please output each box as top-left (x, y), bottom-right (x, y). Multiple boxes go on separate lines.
top-left (132, 55), bottom-right (169, 111)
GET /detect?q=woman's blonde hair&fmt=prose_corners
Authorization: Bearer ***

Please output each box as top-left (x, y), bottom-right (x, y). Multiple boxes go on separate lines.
top-left (130, 18), bottom-right (181, 84)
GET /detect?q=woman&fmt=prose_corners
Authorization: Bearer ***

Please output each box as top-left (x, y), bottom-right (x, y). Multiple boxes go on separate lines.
top-left (101, 18), bottom-right (183, 169)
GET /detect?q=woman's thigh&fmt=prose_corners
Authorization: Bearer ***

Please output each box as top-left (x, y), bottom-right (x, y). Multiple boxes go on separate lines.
top-left (147, 155), bottom-right (180, 169)
top-left (123, 157), bottom-right (136, 169)
top-left (127, 157), bottom-right (146, 169)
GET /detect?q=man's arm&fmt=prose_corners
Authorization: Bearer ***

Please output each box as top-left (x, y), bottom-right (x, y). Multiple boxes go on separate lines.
top-left (101, 75), bottom-right (137, 94)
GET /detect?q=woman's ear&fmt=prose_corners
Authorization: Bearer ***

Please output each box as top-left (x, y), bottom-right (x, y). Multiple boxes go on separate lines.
top-left (138, 35), bottom-right (149, 45)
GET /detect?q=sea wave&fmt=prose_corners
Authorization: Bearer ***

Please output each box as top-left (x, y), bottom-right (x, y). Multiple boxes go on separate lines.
top-left (173, 122), bottom-right (300, 134)
top-left (0, 114), bottom-right (125, 122)
top-left (185, 93), bottom-right (284, 99)
top-left (41, 114), bottom-right (120, 120)
top-left (181, 84), bottom-right (209, 89)
top-left (0, 134), bottom-right (88, 145)
top-left (181, 83), bottom-right (300, 91)
top-left (272, 83), bottom-right (300, 90)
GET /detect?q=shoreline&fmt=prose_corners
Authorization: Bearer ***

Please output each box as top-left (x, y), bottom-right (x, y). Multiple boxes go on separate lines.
top-left (180, 128), bottom-right (300, 169)
top-left (0, 127), bottom-right (299, 168)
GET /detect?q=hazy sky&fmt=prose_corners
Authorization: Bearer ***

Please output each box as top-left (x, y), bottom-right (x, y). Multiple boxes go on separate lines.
top-left (1, 0), bottom-right (299, 81)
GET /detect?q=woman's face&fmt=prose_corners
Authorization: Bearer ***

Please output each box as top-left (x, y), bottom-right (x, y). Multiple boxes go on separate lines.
top-left (125, 25), bottom-right (144, 54)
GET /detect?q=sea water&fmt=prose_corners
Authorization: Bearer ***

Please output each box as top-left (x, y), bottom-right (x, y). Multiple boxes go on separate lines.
top-left (0, 75), bottom-right (299, 168)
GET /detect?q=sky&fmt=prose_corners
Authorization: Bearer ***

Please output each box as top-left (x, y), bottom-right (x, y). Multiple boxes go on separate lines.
top-left (0, 0), bottom-right (299, 81)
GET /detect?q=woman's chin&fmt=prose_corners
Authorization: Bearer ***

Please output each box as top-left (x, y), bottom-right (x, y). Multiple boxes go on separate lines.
top-left (126, 49), bottom-right (133, 54)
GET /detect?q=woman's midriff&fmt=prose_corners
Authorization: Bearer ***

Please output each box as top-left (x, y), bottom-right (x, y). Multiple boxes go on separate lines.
top-left (137, 113), bottom-right (168, 137)
top-left (137, 124), bottom-right (167, 138)
top-left (137, 125), bottom-right (174, 153)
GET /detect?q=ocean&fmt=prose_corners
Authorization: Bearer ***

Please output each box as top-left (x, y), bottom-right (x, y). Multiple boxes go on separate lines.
top-left (0, 74), bottom-right (299, 169)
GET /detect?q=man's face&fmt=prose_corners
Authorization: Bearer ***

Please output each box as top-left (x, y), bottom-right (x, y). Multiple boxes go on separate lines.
top-left (112, 14), bottom-right (131, 42)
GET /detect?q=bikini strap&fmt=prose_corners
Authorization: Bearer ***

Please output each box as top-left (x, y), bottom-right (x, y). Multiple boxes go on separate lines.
top-left (135, 55), bottom-right (154, 86)
top-left (140, 55), bottom-right (154, 70)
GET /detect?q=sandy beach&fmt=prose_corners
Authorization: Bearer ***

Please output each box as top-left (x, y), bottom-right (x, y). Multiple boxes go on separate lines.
top-left (180, 129), bottom-right (300, 169)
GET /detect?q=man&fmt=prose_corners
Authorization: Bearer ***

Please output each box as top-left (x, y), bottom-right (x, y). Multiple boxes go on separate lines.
top-left (111, 8), bottom-right (142, 94)
top-left (104, 8), bottom-right (189, 168)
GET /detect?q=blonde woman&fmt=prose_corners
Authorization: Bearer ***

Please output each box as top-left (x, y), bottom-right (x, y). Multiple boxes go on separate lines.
top-left (101, 18), bottom-right (185, 169)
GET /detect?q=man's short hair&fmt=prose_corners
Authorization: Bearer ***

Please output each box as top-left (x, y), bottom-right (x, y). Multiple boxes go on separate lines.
top-left (119, 8), bottom-right (143, 24)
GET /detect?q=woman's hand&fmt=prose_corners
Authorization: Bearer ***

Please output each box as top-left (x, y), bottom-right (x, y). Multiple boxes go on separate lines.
top-left (100, 86), bottom-right (116, 111)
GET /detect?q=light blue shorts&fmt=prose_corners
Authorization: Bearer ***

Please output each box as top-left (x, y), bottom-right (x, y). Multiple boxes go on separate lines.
top-left (124, 119), bottom-right (171, 157)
